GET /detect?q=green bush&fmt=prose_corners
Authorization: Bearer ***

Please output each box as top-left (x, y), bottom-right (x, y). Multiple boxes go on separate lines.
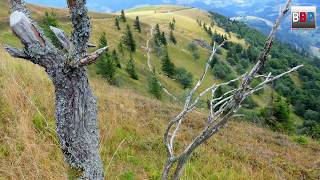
top-left (187, 42), bottom-right (200, 60)
top-left (260, 96), bottom-right (294, 133)
top-left (300, 120), bottom-right (320, 139)
top-left (292, 135), bottom-right (309, 145)
top-left (120, 171), bottom-right (135, 180)
top-left (174, 67), bottom-right (193, 89)
top-left (212, 61), bottom-right (235, 80)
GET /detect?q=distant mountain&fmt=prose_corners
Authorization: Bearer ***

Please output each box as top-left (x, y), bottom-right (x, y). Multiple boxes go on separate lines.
top-left (26, 0), bottom-right (319, 56)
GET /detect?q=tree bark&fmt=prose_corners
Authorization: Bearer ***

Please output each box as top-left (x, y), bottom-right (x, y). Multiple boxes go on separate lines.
top-left (6, 1), bottom-right (106, 179)
top-left (53, 67), bottom-right (103, 179)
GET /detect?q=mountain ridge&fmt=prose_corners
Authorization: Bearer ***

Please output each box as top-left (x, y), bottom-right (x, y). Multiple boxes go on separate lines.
top-left (0, 1), bottom-right (319, 179)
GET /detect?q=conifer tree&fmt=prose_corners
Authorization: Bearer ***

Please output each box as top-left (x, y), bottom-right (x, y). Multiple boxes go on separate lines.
top-left (203, 22), bottom-right (207, 31)
top-left (96, 54), bottom-right (116, 84)
top-left (118, 42), bottom-right (124, 54)
top-left (160, 32), bottom-right (167, 46)
top-left (40, 11), bottom-right (61, 48)
top-left (111, 49), bottom-right (121, 68)
top-left (148, 73), bottom-right (162, 99)
top-left (115, 17), bottom-right (120, 30)
top-left (169, 30), bottom-right (177, 45)
top-left (122, 25), bottom-right (136, 52)
top-left (173, 17), bottom-right (176, 24)
top-left (134, 16), bottom-right (141, 33)
top-left (98, 32), bottom-right (108, 49)
top-left (161, 50), bottom-right (175, 77)
top-left (208, 26), bottom-right (212, 36)
top-left (169, 22), bottom-right (175, 31)
top-left (126, 54), bottom-right (139, 80)
top-left (121, 9), bottom-right (126, 22)
top-left (154, 24), bottom-right (162, 46)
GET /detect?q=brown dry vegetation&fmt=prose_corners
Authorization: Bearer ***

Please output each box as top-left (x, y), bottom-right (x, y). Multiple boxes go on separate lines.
top-left (0, 47), bottom-right (319, 179)
top-left (0, 1), bottom-right (320, 179)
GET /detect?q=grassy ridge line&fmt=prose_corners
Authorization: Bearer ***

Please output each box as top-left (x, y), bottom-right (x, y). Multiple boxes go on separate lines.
top-left (0, 3), bottom-right (319, 179)
top-left (1, 47), bottom-right (319, 179)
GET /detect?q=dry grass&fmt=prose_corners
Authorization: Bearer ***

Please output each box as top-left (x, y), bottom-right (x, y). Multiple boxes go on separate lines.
top-left (0, 47), bottom-right (319, 179)
top-left (0, 3), bottom-right (319, 180)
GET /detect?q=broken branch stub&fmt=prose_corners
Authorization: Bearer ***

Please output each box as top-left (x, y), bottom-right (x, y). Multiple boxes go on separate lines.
top-left (49, 26), bottom-right (71, 50)
top-left (10, 11), bottom-right (45, 47)
top-left (80, 46), bottom-right (108, 66)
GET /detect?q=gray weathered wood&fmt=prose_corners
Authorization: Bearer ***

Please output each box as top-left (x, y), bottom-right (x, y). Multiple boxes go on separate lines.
top-left (162, 0), bottom-right (300, 179)
top-left (10, 11), bottom-right (45, 47)
top-left (4, 45), bottom-right (30, 60)
top-left (5, 0), bottom-right (105, 179)
top-left (50, 26), bottom-right (71, 50)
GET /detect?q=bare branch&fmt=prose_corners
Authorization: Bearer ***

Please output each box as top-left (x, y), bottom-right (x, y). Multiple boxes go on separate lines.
top-left (79, 46), bottom-right (108, 66)
top-left (4, 45), bottom-right (30, 60)
top-left (162, 1), bottom-right (295, 179)
top-left (87, 43), bottom-right (97, 48)
top-left (8, 0), bottom-right (29, 14)
top-left (245, 65), bottom-right (304, 97)
top-left (49, 26), bottom-right (71, 50)
top-left (67, 0), bottom-right (91, 58)
top-left (185, 41), bottom-right (226, 107)
top-left (245, 0), bottom-right (292, 82)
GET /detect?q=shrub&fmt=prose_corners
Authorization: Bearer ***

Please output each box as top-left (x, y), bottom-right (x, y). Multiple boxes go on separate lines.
top-left (292, 135), bottom-right (309, 145)
top-left (187, 42), bottom-right (200, 60)
top-left (174, 67), bottom-right (193, 89)
top-left (212, 61), bottom-right (235, 80)
top-left (300, 120), bottom-right (320, 139)
top-left (260, 96), bottom-right (294, 133)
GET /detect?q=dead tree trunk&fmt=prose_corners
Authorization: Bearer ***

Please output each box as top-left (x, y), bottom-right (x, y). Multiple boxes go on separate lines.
top-left (5, 0), bottom-right (107, 179)
top-left (162, 0), bottom-right (301, 179)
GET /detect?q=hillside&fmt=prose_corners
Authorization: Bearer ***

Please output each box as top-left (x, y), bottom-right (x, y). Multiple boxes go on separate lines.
top-left (0, 2), bottom-right (320, 180)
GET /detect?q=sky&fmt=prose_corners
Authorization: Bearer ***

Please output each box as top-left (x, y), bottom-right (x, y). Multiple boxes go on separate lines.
top-left (25, 0), bottom-right (267, 13)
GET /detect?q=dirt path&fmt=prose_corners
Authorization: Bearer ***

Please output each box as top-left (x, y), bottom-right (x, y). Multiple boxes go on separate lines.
top-left (145, 27), bottom-right (178, 101)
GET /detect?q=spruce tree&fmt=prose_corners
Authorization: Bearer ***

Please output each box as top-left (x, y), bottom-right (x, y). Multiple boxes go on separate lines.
top-left (111, 49), bottom-right (121, 68)
top-left (148, 73), bottom-right (162, 99)
top-left (118, 42), bottom-right (124, 54)
top-left (96, 54), bottom-right (116, 84)
top-left (154, 24), bottom-right (162, 46)
top-left (134, 16), bottom-right (141, 33)
top-left (115, 17), bottom-right (120, 30)
top-left (40, 11), bottom-right (61, 48)
top-left (169, 30), bottom-right (177, 45)
top-left (208, 27), bottom-right (212, 36)
top-left (203, 22), bottom-right (207, 31)
top-left (169, 22), bottom-right (175, 31)
top-left (160, 32), bottom-right (167, 46)
top-left (98, 32), bottom-right (108, 49)
top-left (121, 9), bottom-right (126, 22)
top-left (122, 25), bottom-right (136, 52)
top-left (126, 54), bottom-right (138, 80)
top-left (161, 50), bottom-right (175, 77)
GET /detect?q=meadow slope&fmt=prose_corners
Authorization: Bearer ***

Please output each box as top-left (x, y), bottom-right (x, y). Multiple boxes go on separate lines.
top-left (0, 2), bottom-right (319, 180)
